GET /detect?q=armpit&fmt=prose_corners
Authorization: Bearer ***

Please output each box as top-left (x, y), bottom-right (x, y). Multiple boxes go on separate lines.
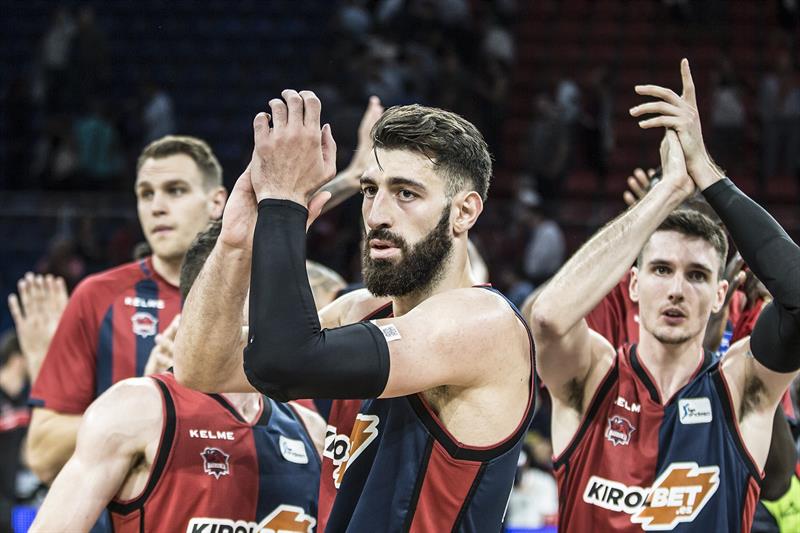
top-left (740, 370), bottom-right (767, 421)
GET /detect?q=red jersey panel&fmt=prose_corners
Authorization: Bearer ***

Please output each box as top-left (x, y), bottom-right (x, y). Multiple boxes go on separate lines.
top-left (31, 258), bottom-right (180, 414)
top-left (586, 272), bottom-right (640, 347)
top-left (109, 373), bottom-right (319, 533)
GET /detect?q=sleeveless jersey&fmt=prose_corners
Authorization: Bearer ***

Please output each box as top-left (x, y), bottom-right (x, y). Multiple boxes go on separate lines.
top-left (31, 257), bottom-right (181, 414)
top-left (322, 287), bottom-right (536, 532)
top-left (555, 344), bottom-right (762, 532)
top-left (109, 372), bottom-right (320, 533)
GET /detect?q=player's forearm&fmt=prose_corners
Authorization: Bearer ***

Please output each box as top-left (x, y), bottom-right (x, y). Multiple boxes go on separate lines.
top-left (173, 242), bottom-right (250, 391)
top-left (245, 200), bottom-right (389, 400)
top-left (703, 178), bottom-right (799, 312)
top-left (703, 178), bottom-right (800, 372)
top-left (30, 457), bottom-right (108, 532)
top-left (26, 409), bottom-right (82, 484)
top-left (530, 182), bottom-right (686, 337)
top-left (318, 165), bottom-right (361, 213)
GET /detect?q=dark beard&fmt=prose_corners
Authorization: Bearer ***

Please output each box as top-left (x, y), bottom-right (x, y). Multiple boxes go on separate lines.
top-left (361, 207), bottom-right (453, 297)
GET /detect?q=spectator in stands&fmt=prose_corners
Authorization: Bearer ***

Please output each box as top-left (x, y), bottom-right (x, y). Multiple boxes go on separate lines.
top-left (519, 189), bottom-right (565, 287)
top-left (73, 100), bottom-right (124, 188)
top-left (582, 66), bottom-right (614, 182)
top-left (141, 81), bottom-right (176, 145)
top-left (4, 77), bottom-right (37, 189)
top-left (38, 6), bottom-right (76, 114)
top-left (709, 57), bottom-right (746, 176)
top-left (758, 50), bottom-right (800, 186)
top-left (67, 4), bottom-right (110, 106)
top-left (526, 91), bottom-right (570, 204)
top-left (0, 332), bottom-right (30, 532)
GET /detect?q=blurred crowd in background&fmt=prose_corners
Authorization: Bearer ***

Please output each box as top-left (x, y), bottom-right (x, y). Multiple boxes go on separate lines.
top-left (1, 0), bottom-right (799, 530)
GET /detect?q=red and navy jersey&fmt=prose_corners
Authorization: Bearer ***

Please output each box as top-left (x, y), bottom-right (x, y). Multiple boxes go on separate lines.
top-left (322, 287), bottom-right (536, 532)
top-left (109, 372), bottom-right (319, 533)
top-left (555, 344), bottom-right (762, 532)
top-left (30, 258), bottom-right (181, 414)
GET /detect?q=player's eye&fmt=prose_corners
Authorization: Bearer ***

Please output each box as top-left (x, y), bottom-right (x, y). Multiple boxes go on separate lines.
top-left (688, 271), bottom-right (707, 282)
top-left (168, 186), bottom-right (187, 196)
top-left (138, 190), bottom-right (154, 200)
top-left (398, 189), bottom-right (417, 201)
top-left (361, 186), bottom-right (378, 198)
top-left (654, 265), bottom-right (670, 275)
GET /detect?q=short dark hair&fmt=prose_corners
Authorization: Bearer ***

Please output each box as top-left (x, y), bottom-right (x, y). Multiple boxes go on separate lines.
top-left (638, 209), bottom-right (728, 278)
top-left (372, 105), bottom-right (492, 201)
top-left (179, 220), bottom-right (221, 300)
top-left (137, 135), bottom-right (222, 189)
top-left (0, 330), bottom-right (20, 368)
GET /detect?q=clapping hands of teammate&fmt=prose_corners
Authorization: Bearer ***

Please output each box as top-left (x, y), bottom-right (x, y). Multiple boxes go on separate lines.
top-left (144, 314), bottom-right (180, 376)
top-left (622, 167), bottom-right (658, 206)
top-left (8, 273), bottom-right (68, 381)
top-left (630, 58), bottom-right (724, 190)
top-left (250, 90), bottom-right (337, 214)
top-left (348, 96), bottom-right (384, 177)
top-left (657, 129), bottom-right (695, 199)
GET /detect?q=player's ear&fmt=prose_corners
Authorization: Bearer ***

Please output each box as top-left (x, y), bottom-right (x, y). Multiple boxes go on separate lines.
top-left (629, 267), bottom-right (640, 303)
top-left (209, 186), bottom-right (227, 219)
top-left (711, 279), bottom-right (728, 314)
top-left (452, 191), bottom-right (482, 235)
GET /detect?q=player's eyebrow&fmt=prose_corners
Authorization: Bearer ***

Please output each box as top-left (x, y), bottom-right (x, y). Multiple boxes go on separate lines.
top-left (686, 262), bottom-right (713, 274)
top-left (359, 176), bottom-right (427, 190)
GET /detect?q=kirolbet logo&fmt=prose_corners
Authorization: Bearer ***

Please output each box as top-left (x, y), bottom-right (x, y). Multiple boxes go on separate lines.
top-left (583, 462), bottom-right (720, 530)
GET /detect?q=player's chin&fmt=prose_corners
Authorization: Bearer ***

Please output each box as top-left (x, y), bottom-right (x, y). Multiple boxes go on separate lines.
top-left (150, 241), bottom-right (188, 262)
top-left (653, 327), bottom-right (693, 346)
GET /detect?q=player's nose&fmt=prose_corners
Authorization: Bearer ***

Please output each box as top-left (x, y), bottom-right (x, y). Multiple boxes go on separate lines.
top-left (150, 190), bottom-right (169, 215)
top-left (365, 190), bottom-right (394, 229)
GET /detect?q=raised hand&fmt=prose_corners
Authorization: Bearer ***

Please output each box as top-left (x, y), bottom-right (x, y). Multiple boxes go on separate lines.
top-left (144, 314), bottom-right (180, 375)
top-left (250, 89), bottom-right (337, 206)
top-left (8, 273), bottom-right (69, 380)
top-left (630, 59), bottom-right (715, 185)
top-left (349, 96), bottom-right (384, 174)
top-left (658, 129), bottom-right (695, 199)
top-left (623, 167), bottom-right (658, 206)
top-left (219, 163), bottom-right (258, 252)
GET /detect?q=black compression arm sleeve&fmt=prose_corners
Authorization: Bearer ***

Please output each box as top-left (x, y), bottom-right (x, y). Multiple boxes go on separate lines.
top-left (703, 178), bottom-right (800, 372)
top-left (243, 199), bottom-right (390, 401)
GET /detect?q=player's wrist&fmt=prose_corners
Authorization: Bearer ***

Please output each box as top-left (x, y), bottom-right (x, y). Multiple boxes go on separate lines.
top-left (688, 152), bottom-right (726, 191)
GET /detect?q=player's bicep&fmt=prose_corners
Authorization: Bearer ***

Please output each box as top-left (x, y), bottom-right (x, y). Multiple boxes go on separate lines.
top-left (376, 294), bottom-right (525, 398)
top-left (31, 391), bottom-right (145, 531)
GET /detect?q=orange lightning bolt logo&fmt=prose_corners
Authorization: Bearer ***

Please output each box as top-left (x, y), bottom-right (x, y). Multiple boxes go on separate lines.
top-left (330, 414), bottom-right (380, 489)
top-left (631, 462), bottom-right (720, 530)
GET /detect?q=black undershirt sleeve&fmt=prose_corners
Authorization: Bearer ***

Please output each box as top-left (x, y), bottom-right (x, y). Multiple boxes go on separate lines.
top-left (243, 199), bottom-right (390, 401)
top-left (703, 178), bottom-right (800, 373)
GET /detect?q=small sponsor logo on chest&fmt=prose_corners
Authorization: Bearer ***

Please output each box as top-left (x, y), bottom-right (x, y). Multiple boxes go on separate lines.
top-left (124, 296), bottom-right (165, 309)
top-left (678, 397), bottom-right (713, 424)
top-left (279, 435), bottom-right (309, 464)
top-left (189, 429), bottom-right (235, 440)
top-left (615, 395), bottom-right (641, 413)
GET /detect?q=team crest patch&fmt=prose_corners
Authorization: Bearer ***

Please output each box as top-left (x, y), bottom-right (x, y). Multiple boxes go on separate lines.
top-left (201, 446), bottom-right (230, 479)
top-left (131, 311), bottom-right (158, 338)
top-left (605, 415), bottom-right (635, 446)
